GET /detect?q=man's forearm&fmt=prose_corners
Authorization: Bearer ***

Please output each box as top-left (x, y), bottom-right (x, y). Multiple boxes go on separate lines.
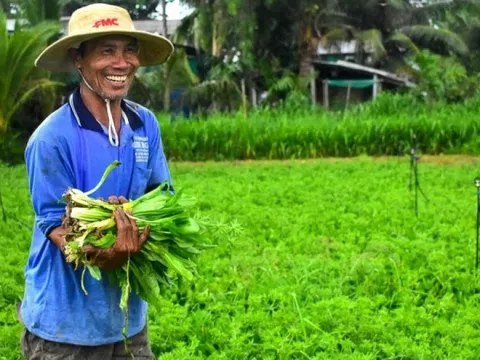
top-left (48, 226), bottom-right (67, 250)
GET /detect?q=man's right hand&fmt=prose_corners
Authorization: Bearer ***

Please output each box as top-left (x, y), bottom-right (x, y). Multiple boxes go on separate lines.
top-left (81, 196), bottom-right (150, 272)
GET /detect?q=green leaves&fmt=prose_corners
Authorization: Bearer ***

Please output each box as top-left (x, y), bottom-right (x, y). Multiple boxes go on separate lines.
top-left (4, 159), bottom-right (480, 358)
top-left (20, 0), bottom-right (62, 26)
top-left (0, 12), bottom-right (61, 133)
top-left (87, 265), bottom-right (102, 280)
top-left (84, 160), bottom-right (121, 196)
top-left (62, 162), bottom-right (222, 308)
top-left (400, 25), bottom-right (469, 56)
top-left (159, 94), bottom-right (480, 161)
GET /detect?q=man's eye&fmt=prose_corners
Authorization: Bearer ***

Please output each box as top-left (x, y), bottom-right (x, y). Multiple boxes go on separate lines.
top-left (102, 48), bottom-right (114, 55)
top-left (126, 46), bottom-right (138, 54)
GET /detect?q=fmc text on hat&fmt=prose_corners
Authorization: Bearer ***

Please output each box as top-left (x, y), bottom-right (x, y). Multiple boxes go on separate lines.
top-left (35, 3), bottom-right (174, 72)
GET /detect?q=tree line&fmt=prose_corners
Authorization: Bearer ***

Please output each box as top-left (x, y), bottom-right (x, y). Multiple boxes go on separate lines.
top-left (1, 0), bottom-right (480, 163)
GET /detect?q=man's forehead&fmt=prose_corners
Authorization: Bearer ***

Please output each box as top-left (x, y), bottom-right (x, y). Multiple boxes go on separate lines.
top-left (88, 35), bottom-right (138, 47)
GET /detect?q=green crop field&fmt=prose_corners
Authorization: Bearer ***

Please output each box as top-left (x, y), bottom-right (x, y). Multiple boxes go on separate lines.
top-left (158, 94), bottom-right (480, 161)
top-left (2, 157), bottom-right (480, 359)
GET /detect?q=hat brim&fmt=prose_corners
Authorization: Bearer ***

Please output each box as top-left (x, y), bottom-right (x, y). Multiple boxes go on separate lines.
top-left (35, 30), bottom-right (174, 72)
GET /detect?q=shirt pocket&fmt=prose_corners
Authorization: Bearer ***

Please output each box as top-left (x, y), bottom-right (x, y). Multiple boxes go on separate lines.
top-left (130, 165), bottom-right (152, 200)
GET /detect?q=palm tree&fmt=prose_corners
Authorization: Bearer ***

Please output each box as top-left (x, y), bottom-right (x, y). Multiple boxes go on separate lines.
top-left (178, 0), bottom-right (234, 58)
top-left (0, 12), bottom-right (62, 133)
top-left (335, 0), bottom-right (469, 71)
top-left (426, 0), bottom-right (480, 71)
top-left (294, 0), bottom-right (347, 77)
top-left (62, 0), bottom-right (160, 19)
top-left (1, 0), bottom-right (13, 14)
top-left (173, 1), bottom-right (247, 113)
top-left (136, 48), bottom-right (199, 112)
top-left (161, 48), bottom-right (200, 112)
top-left (20, 0), bottom-right (62, 25)
top-left (267, 0), bottom-right (469, 76)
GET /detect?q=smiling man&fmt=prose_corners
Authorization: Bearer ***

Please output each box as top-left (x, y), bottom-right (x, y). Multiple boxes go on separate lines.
top-left (76, 35), bottom-right (140, 99)
top-left (19, 4), bottom-right (174, 359)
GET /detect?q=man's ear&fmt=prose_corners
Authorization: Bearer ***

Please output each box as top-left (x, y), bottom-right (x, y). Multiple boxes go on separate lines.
top-left (68, 48), bottom-right (82, 69)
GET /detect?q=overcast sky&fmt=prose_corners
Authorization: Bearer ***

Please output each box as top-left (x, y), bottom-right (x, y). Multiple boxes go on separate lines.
top-left (160, 1), bottom-right (194, 20)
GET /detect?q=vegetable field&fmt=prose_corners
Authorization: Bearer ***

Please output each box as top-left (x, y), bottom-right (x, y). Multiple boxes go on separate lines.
top-left (2, 157), bottom-right (480, 359)
top-left (160, 94), bottom-right (480, 161)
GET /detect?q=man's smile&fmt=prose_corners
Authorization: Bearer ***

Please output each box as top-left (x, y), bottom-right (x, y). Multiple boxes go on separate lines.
top-left (105, 75), bottom-right (128, 84)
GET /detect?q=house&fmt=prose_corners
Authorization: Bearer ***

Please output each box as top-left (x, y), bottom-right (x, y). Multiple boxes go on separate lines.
top-left (6, 18), bottom-right (28, 33)
top-left (310, 59), bottom-right (415, 109)
top-left (317, 40), bottom-right (375, 65)
top-left (7, 19), bottom-right (15, 32)
top-left (312, 40), bottom-right (415, 109)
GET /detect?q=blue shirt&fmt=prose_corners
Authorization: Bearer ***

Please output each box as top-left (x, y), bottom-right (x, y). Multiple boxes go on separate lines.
top-left (21, 88), bottom-right (172, 345)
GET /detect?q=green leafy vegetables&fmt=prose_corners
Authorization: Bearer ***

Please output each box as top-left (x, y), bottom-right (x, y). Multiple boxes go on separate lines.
top-left (61, 160), bottom-right (218, 338)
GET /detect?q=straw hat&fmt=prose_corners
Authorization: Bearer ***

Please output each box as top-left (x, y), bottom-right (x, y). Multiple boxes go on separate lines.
top-left (35, 3), bottom-right (174, 72)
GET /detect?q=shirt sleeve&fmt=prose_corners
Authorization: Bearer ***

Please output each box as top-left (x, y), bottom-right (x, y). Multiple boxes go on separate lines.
top-left (146, 112), bottom-right (174, 193)
top-left (25, 138), bottom-right (76, 237)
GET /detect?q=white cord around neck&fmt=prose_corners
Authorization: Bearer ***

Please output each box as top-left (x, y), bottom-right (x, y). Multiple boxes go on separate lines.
top-left (78, 70), bottom-right (120, 147)
top-left (105, 98), bottom-right (119, 146)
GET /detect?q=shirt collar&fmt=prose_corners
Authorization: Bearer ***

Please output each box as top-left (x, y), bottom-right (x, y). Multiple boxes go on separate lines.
top-left (68, 87), bottom-right (144, 131)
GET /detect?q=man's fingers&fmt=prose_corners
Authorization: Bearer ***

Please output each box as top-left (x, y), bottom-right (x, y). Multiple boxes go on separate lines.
top-left (139, 225), bottom-right (150, 246)
top-left (81, 245), bottom-right (106, 256)
top-left (114, 208), bottom-right (129, 226)
top-left (81, 245), bottom-right (104, 262)
top-left (129, 215), bottom-right (139, 240)
top-left (108, 196), bottom-right (120, 204)
top-left (107, 195), bottom-right (128, 204)
top-left (113, 209), bottom-right (131, 250)
top-left (81, 245), bottom-right (94, 254)
top-left (124, 212), bottom-right (141, 250)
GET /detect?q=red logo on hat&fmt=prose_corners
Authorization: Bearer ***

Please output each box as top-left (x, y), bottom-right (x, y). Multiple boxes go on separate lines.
top-left (93, 18), bottom-right (119, 28)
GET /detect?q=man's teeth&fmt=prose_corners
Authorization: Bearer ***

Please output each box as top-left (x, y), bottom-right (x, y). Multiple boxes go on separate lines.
top-left (106, 75), bottom-right (127, 82)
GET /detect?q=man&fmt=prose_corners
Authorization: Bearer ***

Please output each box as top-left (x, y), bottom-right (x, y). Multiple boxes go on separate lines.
top-left (19, 3), bottom-right (174, 359)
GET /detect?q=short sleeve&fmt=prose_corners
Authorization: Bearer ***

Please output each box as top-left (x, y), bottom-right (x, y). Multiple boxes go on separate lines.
top-left (146, 112), bottom-right (174, 193)
top-left (25, 138), bottom-right (75, 236)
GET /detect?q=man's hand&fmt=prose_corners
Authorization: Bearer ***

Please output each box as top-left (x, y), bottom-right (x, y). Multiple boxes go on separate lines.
top-left (82, 196), bottom-right (150, 272)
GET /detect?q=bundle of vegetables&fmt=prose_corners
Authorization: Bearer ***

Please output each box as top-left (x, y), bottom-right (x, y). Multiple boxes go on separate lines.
top-left (61, 161), bottom-right (216, 322)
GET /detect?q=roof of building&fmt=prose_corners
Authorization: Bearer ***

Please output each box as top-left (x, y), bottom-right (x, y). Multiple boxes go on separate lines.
top-left (312, 59), bottom-right (416, 87)
top-left (317, 40), bottom-right (373, 55)
top-left (7, 18), bottom-right (28, 32)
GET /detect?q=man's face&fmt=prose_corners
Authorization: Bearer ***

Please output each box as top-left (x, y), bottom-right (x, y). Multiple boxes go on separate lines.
top-left (75, 35), bottom-right (140, 100)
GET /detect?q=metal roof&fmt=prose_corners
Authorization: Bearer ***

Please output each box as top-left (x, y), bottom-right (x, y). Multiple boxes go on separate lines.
top-left (313, 59), bottom-right (416, 87)
top-left (317, 40), bottom-right (373, 55)
top-left (6, 19), bottom-right (28, 32)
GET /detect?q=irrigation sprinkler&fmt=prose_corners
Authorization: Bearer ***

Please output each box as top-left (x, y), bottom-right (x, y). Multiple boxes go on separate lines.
top-left (409, 133), bottom-right (428, 217)
top-left (474, 177), bottom-right (480, 271)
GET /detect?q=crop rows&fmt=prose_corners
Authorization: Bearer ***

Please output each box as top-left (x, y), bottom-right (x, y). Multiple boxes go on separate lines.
top-left (160, 94), bottom-right (480, 161)
top-left (1, 158), bottom-right (480, 358)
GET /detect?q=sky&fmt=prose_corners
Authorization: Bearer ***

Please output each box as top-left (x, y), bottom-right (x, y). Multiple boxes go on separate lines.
top-left (160, 0), bottom-right (194, 20)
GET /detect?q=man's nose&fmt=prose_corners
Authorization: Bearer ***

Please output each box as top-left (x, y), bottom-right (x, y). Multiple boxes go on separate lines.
top-left (112, 53), bottom-right (129, 68)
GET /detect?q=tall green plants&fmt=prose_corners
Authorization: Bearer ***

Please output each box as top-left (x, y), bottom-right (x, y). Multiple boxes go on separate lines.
top-left (409, 50), bottom-right (480, 103)
top-left (0, 12), bottom-right (62, 134)
top-left (136, 48), bottom-right (199, 111)
top-left (19, 0), bottom-right (61, 25)
top-left (159, 93), bottom-right (480, 161)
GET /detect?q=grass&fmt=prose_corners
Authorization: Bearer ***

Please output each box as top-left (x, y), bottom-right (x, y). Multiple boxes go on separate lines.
top-left (2, 157), bottom-right (480, 358)
top-left (158, 93), bottom-right (480, 161)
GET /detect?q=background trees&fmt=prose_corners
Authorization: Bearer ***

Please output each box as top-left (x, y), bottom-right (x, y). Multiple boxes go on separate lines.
top-left (1, 0), bottom-right (479, 119)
